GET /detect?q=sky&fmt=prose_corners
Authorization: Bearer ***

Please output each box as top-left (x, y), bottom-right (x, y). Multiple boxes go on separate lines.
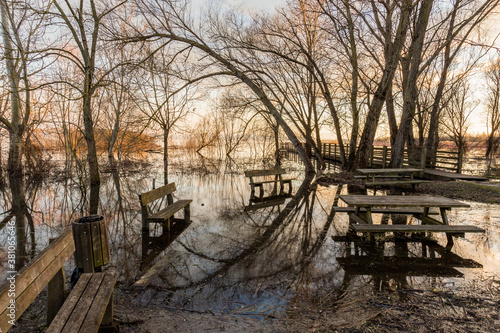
top-left (187, 0), bottom-right (498, 137)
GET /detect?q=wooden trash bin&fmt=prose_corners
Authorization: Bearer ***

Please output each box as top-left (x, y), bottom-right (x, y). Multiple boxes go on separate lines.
top-left (72, 215), bottom-right (110, 273)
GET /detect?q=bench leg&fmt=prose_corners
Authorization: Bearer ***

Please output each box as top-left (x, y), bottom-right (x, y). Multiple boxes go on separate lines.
top-left (47, 267), bottom-right (66, 325)
top-left (102, 295), bottom-right (114, 326)
top-left (445, 234), bottom-right (454, 250)
top-left (184, 204), bottom-right (191, 223)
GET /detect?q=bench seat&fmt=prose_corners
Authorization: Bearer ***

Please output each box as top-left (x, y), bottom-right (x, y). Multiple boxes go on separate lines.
top-left (148, 199), bottom-right (192, 222)
top-left (334, 207), bottom-right (439, 215)
top-left (252, 178), bottom-right (295, 185)
top-left (350, 223), bottom-right (485, 234)
top-left (365, 180), bottom-right (430, 186)
top-left (47, 272), bottom-right (117, 333)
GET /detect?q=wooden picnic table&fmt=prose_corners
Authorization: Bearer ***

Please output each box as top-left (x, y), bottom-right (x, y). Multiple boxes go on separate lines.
top-left (356, 168), bottom-right (428, 191)
top-left (339, 195), bottom-right (483, 248)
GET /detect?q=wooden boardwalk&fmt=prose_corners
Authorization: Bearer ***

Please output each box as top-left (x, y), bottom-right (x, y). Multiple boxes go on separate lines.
top-left (424, 169), bottom-right (489, 181)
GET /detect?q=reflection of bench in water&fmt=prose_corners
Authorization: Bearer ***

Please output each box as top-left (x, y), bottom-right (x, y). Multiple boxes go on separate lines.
top-left (244, 168), bottom-right (295, 199)
top-left (139, 182), bottom-right (192, 233)
top-left (333, 236), bottom-right (481, 278)
top-left (244, 194), bottom-right (292, 211)
top-left (140, 220), bottom-right (191, 271)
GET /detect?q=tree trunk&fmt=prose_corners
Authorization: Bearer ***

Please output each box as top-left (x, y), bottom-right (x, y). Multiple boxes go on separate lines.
top-left (82, 73), bottom-right (100, 215)
top-left (356, 0), bottom-right (412, 168)
top-left (390, 0), bottom-right (434, 168)
top-left (163, 126), bottom-right (169, 184)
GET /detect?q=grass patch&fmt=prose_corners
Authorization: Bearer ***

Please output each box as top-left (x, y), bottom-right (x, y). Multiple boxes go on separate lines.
top-left (419, 181), bottom-right (500, 204)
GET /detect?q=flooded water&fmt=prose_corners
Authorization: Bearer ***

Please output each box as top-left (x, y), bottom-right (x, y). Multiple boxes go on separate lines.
top-left (0, 148), bottom-right (499, 318)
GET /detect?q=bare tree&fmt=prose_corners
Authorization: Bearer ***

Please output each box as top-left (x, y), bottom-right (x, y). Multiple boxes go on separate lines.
top-left (485, 56), bottom-right (500, 158)
top-left (441, 81), bottom-right (475, 153)
top-left (134, 47), bottom-right (194, 183)
top-left (48, 0), bottom-right (125, 214)
top-left (121, 0), bottom-right (315, 172)
top-left (0, 0), bottom-right (50, 268)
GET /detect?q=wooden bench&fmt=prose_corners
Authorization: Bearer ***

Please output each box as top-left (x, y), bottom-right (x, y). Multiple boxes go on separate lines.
top-left (365, 179), bottom-right (429, 191)
top-left (334, 207), bottom-right (439, 215)
top-left (244, 168), bottom-right (295, 199)
top-left (350, 223), bottom-right (485, 238)
top-left (139, 182), bottom-right (192, 232)
top-left (0, 230), bottom-right (116, 333)
top-left (47, 272), bottom-right (117, 333)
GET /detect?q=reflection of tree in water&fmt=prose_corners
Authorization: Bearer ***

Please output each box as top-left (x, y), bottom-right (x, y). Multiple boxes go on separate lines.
top-left (139, 174), bottom-right (347, 314)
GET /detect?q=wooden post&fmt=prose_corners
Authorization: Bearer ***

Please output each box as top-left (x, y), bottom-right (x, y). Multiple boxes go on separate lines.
top-left (457, 148), bottom-right (463, 174)
top-left (334, 144), bottom-right (337, 164)
top-left (370, 145), bottom-right (374, 168)
top-left (72, 215), bottom-right (110, 273)
top-left (420, 147), bottom-right (427, 171)
top-left (47, 238), bottom-right (66, 326)
top-left (382, 146), bottom-right (388, 168)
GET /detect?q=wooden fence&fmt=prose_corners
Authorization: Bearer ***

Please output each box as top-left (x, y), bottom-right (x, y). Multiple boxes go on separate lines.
top-left (280, 142), bottom-right (463, 173)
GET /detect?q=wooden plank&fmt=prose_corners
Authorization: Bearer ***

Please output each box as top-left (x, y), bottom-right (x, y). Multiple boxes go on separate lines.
top-left (334, 207), bottom-right (439, 215)
top-left (46, 273), bottom-right (92, 333)
top-left (357, 168), bottom-right (423, 174)
top-left (0, 230), bottom-right (73, 310)
top-left (0, 232), bottom-right (75, 333)
top-left (78, 273), bottom-right (117, 333)
top-left (147, 200), bottom-right (192, 222)
top-left (61, 273), bottom-right (105, 333)
top-left (340, 195), bottom-right (470, 208)
top-left (365, 180), bottom-right (429, 186)
top-left (251, 178), bottom-right (295, 185)
top-left (244, 199), bottom-right (286, 211)
top-left (350, 224), bottom-right (485, 233)
top-left (139, 183), bottom-right (177, 206)
top-left (244, 168), bottom-right (286, 177)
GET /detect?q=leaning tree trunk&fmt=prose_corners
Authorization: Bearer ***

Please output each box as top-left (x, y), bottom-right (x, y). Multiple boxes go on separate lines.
top-left (356, 0), bottom-right (412, 168)
top-left (390, 0), bottom-right (434, 168)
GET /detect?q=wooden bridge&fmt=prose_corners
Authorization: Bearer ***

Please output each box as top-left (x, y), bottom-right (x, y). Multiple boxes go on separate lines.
top-left (281, 142), bottom-right (489, 181)
top-left (281, 142), bottom-right (464, 173)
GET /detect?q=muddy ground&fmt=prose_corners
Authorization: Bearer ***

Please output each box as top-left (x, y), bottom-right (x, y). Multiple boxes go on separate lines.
top-left (10, 178), bottom-right (500, 332)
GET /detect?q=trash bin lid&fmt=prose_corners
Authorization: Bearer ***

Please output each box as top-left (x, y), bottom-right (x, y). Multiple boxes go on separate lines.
top-left (78, 215), bottom-right (104, 223)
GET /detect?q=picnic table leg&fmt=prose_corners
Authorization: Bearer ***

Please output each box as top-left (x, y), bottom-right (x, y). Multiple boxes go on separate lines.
top-left (440, 208), bottom-right (454, 249)
top-left (184, 204), bottom-right (190, 223)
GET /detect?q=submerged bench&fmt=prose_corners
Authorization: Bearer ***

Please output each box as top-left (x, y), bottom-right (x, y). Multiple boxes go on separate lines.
top-left (139, 182), bottom-right (192, 232)
top-left (0, 230), bottom-right (116, 333)
top-left (47, 272), bottom-right (117, 333)
top-left (244, 168), bottom-right (295, 198)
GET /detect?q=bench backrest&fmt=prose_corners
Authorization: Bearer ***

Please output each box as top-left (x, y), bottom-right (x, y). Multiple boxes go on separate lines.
top-left (244, 168), bottom-right (286, 178)
top-left (0, 230), bottom-right (74, 332)
top-left (139, 182), bottom-right (176, 207)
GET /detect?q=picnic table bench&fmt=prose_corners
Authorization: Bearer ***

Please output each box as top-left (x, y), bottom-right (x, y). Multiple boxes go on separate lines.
top-left (244, 168), bottom-right (295, 199)
top-left (139, 182), bottom-right (192, 232)
top-left (0, 230), bottom-right (116, 333)
top-left (356, 168), bottom-right (429, 192)
top-left (338, 195), bottom-right (485, 248)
